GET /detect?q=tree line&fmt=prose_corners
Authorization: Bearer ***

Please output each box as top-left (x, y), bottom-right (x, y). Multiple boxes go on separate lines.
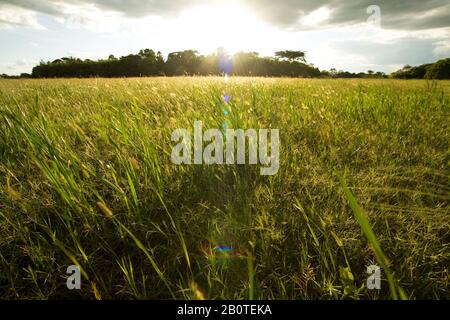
top-left (3, 48), bottom-right (447, 79)
top-left (29, 49), bottom-right (326, 78)
top-left (391, 58), bottom-right (450, 79)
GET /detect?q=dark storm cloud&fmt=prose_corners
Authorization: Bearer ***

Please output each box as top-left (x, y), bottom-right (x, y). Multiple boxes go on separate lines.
top-left (246, 0), bottom-right (322, 27)
top-left (327, 0), bottom-right (450, 30)
top-left (249, 0), bottom-right (450, 30)
top-left (1, 0), bottom-right (449, 30)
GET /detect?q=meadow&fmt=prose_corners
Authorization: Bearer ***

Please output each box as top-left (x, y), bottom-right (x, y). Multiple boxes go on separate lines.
top-left (0, 77), bottom-right (448, 299)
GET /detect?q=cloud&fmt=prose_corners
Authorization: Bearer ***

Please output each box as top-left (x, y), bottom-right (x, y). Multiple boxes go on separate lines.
top-left (0, 0), bottom-right (204, 19)
top-left (327, 1), bottom-right (450, 30)
top-left (0, 3), bottom-right (45, 29)
top-left (0, 58), bottom-right (38, 74)
top-left (330, 36), bottom-right (448, 73)
top-left (300, 7), bottom-right (331, 27)
top-left (257, 1), bottom-right (450, 31)
top-left (433, 40), bottom-right (450, 56)
top-left (293, 22), bottom-right (450, 73)
top-left (258, 0), bottom-right (450, 31)
top-left (54, 2), bottom-right (125, 33)
top-left (0, 0), bottom-right (449, 31)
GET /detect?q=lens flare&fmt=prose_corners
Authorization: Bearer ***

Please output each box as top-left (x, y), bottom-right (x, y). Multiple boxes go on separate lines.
top-left (214, 245), bottom-right (233, 252)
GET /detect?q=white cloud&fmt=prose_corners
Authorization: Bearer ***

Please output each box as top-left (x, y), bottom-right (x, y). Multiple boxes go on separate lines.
top-left (0, 58), bottom-right (38, 74)
top-left (300, 7), bottom-right (331, 27)
top-left (433, 40), bottom-right (450, 57)
top-left (3, 0), bottom-right (450, 30)
top-left (0, 3), bottom-right (44, 29)
top-left (54, 3), bottom-right (125, 33)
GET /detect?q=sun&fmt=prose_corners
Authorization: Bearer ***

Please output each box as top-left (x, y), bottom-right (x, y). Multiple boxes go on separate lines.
top-left (175, 3), bottom-right (268, 55)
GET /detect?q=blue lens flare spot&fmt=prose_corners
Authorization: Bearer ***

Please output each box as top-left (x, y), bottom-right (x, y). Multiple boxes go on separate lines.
top-left (223, 95), bottom-right (230, 103)
top-left (219, 57), bottom-right (233, 74)
top-left (214, 245), bottom-right (233, 252)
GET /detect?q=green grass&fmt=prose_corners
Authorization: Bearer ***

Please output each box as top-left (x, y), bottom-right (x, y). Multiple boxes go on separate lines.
top-left (0, 77), bottom-right (448, 300)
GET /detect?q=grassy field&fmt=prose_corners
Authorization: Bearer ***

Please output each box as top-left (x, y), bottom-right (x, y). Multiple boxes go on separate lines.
top-left (0, 77), bottom-right (448, 300)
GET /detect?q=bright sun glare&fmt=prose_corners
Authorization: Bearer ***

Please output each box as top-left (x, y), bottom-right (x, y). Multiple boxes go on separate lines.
top-left (176, 3), bottom-right (268, 54)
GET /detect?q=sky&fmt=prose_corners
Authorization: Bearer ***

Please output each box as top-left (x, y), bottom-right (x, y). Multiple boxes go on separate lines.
top-left (0, 0), bottom-right (449, 75)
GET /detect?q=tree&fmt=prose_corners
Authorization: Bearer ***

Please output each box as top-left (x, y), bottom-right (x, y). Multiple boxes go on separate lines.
top-left (165, 50), bottom-right (201, 76)
top-left (275, 50), bottom-right (306, 63)
top-left (425, 58), bottom-right (450, 79)
top-left (391, 63), bottom-right (433, 79)
top-left (329, 68), bottom-right (337, 78)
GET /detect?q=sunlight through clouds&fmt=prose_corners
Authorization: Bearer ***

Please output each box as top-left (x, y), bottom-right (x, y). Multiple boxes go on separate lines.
top-left (172, 3), bottom-right (272, 54)
top-left (300, 7), bottom-right (331, 27)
